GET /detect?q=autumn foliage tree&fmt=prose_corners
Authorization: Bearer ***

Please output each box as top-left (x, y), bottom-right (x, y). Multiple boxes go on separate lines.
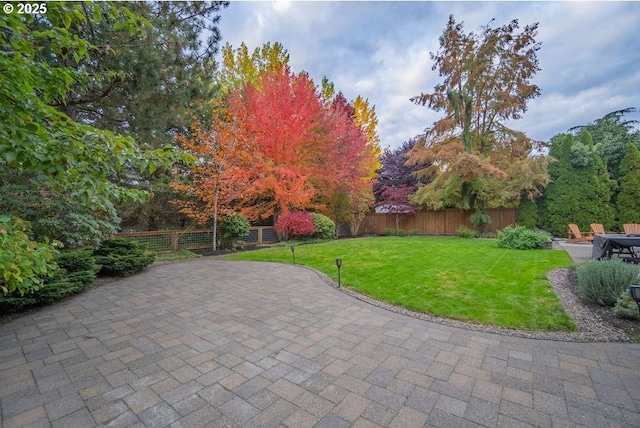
top-left (216, 42), bottom-right (290, 94)
top-left (407, 16), bottom-right (549, 214)
top-left (171, 103), bottom-right (253, 250)
top-left (174, 43), bottom-right (380, 236)
top-left (374, 139), bottom-right (431, 203)
top-left (327, 93), bottom-right (378, 234)
top-left (376, 186), bottom-right (416, 232)
top-left (227, 67), bottom-right (332, 220)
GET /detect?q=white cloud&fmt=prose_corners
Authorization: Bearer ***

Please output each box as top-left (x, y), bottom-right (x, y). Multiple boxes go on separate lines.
top-left (217, 1), bottom-right (640, 149)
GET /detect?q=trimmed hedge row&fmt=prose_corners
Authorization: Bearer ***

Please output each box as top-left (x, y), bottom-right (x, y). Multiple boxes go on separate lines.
top-left (0, 239), bottom-right (155, 313)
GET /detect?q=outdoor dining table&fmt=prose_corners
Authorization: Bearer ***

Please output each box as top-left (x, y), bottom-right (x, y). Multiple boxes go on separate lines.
top-left (592, 233), bottom-right (640, 261)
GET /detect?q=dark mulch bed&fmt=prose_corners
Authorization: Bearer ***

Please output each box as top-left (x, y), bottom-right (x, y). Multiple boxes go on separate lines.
top-left (586, 300), bottom-right (640, 339)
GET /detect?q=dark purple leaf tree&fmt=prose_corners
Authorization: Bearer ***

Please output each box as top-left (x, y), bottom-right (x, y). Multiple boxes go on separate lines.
top-left (373, 139), bottom-right (432, 203)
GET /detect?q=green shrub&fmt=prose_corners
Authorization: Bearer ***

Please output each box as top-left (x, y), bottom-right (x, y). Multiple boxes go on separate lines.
top-left (496, 225), bottom-right (550, 250)
top-left (456, 226), bottom-right (479, 238)
top-left (576, 258), bottom-right (639, 306)
top-left (469, 212), bottom-right (491, 232)
top-left (55, 247), bottom-right (100, 274)
top-left (65, 270), bottom-right (98, 288)
top-left (384, 228), bottom-right (408, 237)
top-left (0, 250), bottom-right (99, 313)
top-left (93, 238), bottom-right (155, 277)
top-left (311, 212), bottom-right (335, 240)
top-left (614, 290), bottom-right (640, 320)
top-left (33, 280), bottom-right (85, 305)
top-left (0, 294), bottom-right (37, 312)
top-left (222, 214), bottom-right (251, 246)
top-left (0, 215), bottom-right (59, 296)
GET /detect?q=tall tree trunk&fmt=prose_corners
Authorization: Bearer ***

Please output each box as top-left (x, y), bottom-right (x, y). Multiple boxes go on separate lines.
top-left (212, 185), bottom-right (219, 251)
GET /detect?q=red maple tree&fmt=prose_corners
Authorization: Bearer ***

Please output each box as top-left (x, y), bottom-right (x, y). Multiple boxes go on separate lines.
top-left (228, 67), bottom-right (337, 221)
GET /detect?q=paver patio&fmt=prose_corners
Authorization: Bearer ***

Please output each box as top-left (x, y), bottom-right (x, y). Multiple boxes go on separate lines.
top-left (1, 259), bottom-right (639, 427)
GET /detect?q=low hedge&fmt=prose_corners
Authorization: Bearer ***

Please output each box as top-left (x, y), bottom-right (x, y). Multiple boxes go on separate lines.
top-left (93, 238), bottom-right (155, 277)
top-left (0, 247), bottom-right (100, 313)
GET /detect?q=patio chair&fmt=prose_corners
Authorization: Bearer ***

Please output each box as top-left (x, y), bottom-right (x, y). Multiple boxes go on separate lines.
top-left (590, 223), bottom-right (606, 234)
top-left (623, 224), bottom-right (640, 235)
top-left (567, 223), bottom-right (594, 243)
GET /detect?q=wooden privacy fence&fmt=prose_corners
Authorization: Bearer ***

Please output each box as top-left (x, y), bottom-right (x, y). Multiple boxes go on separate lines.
top-left (112, 209), bottom-right (517, 251)
top-left (112, 226), bottom-right (277, 252)
top-left (360, 209), bottom-right (518, 236)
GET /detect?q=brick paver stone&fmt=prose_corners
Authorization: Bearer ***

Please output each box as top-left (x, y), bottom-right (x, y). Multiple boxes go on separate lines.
top-left (0, 259), bottom-right (638, 427)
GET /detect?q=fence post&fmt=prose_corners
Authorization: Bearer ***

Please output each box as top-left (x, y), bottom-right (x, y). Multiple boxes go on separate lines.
top-left (171, 231), bottom-right (178, 251)
top-left (257, 227), bottom-right (263, 245)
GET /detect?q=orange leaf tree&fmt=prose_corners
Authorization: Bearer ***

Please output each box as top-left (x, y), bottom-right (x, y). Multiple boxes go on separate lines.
top-left (227, 67), bottom-right (341, 221)
top-left (407, 16), bottom-right (549, 215)
top-left (171, 103), bottom-right (253, 250)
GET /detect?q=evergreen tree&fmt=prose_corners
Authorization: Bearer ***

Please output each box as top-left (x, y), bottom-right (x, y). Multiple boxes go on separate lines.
top-left (540, 132), bottom-right (614, 236)
top-left (48, 1), bottom-right (230, 231)
top-left (570, 108), bottom-right (640, 180)
top-left (616, 144), bottom-right (640, 225)
top-left (516, 195), bottom-right (539, 229)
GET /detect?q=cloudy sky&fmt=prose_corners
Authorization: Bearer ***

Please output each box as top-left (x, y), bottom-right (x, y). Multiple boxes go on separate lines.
top-left (215, 1), bottom-right (640, 150)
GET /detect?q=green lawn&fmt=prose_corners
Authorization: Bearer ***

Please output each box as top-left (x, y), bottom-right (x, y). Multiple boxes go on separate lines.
top-left (224, 236), bottom-right (577, 331)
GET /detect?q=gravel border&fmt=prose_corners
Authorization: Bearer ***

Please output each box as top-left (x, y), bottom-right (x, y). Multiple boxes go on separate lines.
top-left (310, 266), bottom-right (632, 343)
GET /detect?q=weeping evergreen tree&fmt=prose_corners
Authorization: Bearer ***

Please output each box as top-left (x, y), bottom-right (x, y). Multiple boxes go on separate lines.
top-left (570, 108), bottom-right (640, 180)
top-left (616, 144), bottom-right (640, 226)
top-left (540, 131), bottom-right (614, 237)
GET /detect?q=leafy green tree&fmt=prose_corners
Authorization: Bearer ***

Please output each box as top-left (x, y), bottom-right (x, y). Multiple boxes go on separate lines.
top-left (540, 132), bottom-right (614, 236)
top-left (408, 16), bottom-right (549, 215)
top-left (0, 3), bottom-right (170, 242)
top-left (570, 108), bottom-right (640, 179)
top-left (616, 144), bottom-right (640, 225)
top-left (0, 2), bottom-right (180, 294)
top-left (45, 2), bottom-right (230, 231)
